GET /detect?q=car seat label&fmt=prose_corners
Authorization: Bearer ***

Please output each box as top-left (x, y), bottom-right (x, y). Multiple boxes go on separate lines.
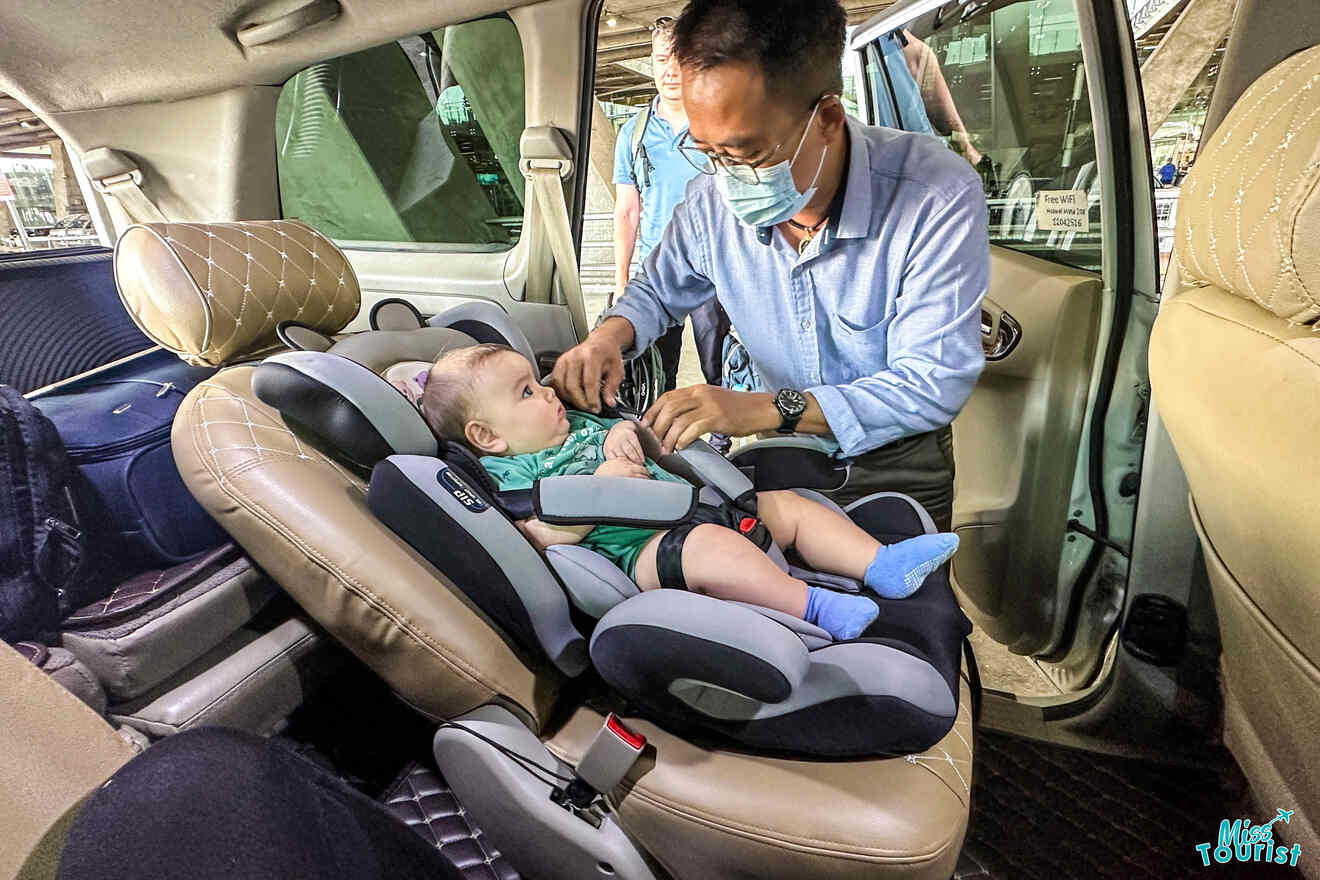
top-left (438, 468), bottom-right (488, 513)
top-left (1035, 190), bottom-right (1090, 231)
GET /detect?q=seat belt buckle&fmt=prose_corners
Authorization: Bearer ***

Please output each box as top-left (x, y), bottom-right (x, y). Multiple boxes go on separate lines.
top-left (736, 515), bottom-right (773, 550)
top-left (550, 713), bottom-right (646, 826)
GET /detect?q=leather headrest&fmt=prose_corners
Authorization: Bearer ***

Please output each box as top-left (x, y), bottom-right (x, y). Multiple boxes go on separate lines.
top-left (252, 351), bottom-right (437, 468)
top-left (114, 220), bottom-right (361, 366)
top-left (1174, 45), bottom-right (1320, 324)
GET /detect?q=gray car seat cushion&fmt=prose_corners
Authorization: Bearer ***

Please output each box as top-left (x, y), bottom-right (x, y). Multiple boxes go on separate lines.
top-left (669, 641), bottom-right (959, 722)
top-left (326, 327), bottom-right (476, 375)
top-left (543, 545), bottom-right (638, 619)
top-left (726, 602), bottom-right (832, 650)
top-left (590, 591), bottom-right (811, 703)
top-left (427, 300), bottom-right (540, 380)
top-left (257, 351), bottom-right (438, 457)
top-left (375, 456), bottom-right (588, 676)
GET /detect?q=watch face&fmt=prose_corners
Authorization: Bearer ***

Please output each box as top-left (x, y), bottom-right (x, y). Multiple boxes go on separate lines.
top-left (776, 389), bottom-right (808, 418)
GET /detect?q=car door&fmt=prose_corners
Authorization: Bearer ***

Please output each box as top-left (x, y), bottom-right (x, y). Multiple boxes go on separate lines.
top-left (853, 0), bottom-right (1159, 685)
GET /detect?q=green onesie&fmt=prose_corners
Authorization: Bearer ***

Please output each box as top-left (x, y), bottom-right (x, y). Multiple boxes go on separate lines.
top-left (480, 412), bottom-right (687, 577)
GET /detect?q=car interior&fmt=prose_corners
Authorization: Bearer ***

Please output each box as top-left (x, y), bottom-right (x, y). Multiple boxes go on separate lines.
top-left (0, 0), bottom-right (1317, 878)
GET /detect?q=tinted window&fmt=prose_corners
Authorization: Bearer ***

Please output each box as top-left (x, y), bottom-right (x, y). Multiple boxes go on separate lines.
top-left (865, 0), bottom-right (1102, 272)
top-left (275, 17), bottom-right (526, 250)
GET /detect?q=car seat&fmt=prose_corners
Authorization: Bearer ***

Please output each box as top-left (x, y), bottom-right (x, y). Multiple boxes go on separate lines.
top-left (114, 218), bottom-right (977, 880)
top-left (251, 311), bottom-right (972, 759)
top-left (1149, 44), bottom-right (1320, 864)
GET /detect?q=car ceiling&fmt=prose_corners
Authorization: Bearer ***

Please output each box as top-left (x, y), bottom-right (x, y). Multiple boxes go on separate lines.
top-left (0, 0), bottom-right (546, 116)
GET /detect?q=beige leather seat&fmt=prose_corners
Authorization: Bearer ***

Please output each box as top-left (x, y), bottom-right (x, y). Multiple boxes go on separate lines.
top-left (113, 218), bottom-right (974, 879)
top-left (0, 639), bottom-right (136, 880)
top-left (1150, 44), bottom-right (1320, 862)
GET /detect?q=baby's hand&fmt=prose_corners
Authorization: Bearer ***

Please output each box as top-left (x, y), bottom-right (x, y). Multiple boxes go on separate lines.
top-left (595, 458), bottom-right (650, 480)
top-left (603, 421), bottom-right (645, 465)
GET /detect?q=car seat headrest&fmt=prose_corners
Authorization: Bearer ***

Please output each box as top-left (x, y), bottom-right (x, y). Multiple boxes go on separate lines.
top-left (252, 351), bottom-right (437, 468)
top-left (323, 327), bottom-right (476, 375)
top-left (1174, 44), bottom-right (1320, 324)
top-left (370, 298), bottom-right (426, 331)
top-left (114, 219), bottom-right (361, 366)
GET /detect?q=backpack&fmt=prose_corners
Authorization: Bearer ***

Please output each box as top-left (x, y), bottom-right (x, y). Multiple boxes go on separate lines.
top-left (721, 330), bottom-right (762, 393)
top-left (0, 385), bottom-right (94, 641)
top-left (630, 100), bottom-right (654, 189)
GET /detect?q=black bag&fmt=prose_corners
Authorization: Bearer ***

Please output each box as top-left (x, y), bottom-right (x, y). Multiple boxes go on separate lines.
top-left (0, 385), bottom-right (93, 641)
top-left (33, 351), bottom-right (224, 584)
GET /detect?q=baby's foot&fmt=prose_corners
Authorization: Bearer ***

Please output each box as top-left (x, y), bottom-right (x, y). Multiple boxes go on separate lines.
top-left (805, 586), bottom-right (880, 641)
top-left (864, 533), bottom-right (959, 599)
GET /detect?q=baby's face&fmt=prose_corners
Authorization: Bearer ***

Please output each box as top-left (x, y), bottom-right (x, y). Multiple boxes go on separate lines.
top-left (471, 351), bottom-right (570, 455)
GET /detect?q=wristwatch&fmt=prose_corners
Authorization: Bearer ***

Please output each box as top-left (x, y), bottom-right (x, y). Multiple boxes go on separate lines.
top-left (773, 389), bottom-right (808, 434)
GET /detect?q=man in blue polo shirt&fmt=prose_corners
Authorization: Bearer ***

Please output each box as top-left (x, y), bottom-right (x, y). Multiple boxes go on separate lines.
top-left (555, 0), bottom-right (989, 530)
top-left (612, 17), bottom-right (730, 405)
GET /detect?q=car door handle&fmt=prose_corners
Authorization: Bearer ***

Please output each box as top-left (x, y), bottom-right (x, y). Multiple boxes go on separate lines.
top-left (981, 299), bottom-right (1022, 361)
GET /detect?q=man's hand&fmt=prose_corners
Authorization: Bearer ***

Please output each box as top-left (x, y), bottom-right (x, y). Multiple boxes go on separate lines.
top-left (603, 421), bottom-right (645, 464)
top-left (643, 387), bottom-right (780, 454)
top-left (550, 318), bottom-right (634, 412)
top-left (594, 458), bottom-right (650, 480)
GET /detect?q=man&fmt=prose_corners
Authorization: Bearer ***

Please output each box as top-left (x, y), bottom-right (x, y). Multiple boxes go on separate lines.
top-left (1158, 158), bottom-right (1178, 187)
top-left (612, 17), bottom-right (731, 409)
top-left (555, 0), bottom-right (989, 530)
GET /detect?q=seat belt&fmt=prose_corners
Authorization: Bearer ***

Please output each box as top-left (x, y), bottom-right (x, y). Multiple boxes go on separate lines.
top-left (82, 146), bottom-right (166, 225)
top-left (521, 127), bottom-right (590, 341)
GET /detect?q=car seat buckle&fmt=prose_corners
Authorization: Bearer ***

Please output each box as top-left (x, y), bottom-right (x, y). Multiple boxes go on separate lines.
top-left (550, 713), bottom-right (645, 823)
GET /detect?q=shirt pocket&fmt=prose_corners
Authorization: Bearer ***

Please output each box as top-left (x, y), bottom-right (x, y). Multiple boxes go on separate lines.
top-left (832, 305), bottom-right (893, 336)
top-left (831, 284), bottom-right (894, 335)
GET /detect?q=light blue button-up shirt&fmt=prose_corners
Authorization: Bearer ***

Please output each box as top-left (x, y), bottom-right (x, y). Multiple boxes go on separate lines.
top-left (603, 117), bottom-right (989, 458)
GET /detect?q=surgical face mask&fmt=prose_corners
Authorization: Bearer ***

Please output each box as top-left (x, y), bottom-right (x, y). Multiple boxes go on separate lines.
top-left (716, 101), bottom-right (829, 229)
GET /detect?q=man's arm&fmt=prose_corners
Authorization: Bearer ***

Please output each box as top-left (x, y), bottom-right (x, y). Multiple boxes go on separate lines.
top-left (807, 179), bottom-right (989, 457)
top-left (613, 184), bottom-right (641, 301)
top-left (554, 189), bottom-right (717, 411)
top-left (603, 194), bottom-right (717, 359)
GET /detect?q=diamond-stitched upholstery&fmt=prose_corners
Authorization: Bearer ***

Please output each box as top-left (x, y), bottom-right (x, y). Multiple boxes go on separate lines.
top-left (14, 641), bottom-right (48, 666)
top-left (1175, 44), bottom-right (1320, 324)
top-left (62, 544), bottom-right (245, 627)
top-left (114, 220), bottom-right (360, 366)
top-left (381, 763), bottom-right (520, 880)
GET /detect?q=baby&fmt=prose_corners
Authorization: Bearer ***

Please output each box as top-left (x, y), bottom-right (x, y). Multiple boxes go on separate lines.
top-left (420, 344), bottom-right (959, 642)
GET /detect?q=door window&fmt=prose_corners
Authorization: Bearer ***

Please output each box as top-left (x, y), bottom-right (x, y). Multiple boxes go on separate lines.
top-left (863, 0), bottom-right (1102, 272)
top-left (275, 17), bottom-right (526, 250)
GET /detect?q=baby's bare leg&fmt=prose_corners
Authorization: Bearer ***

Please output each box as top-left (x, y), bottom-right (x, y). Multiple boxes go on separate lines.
top-left (757, 490), bottom-right (960, 600)
top-left (633, 525), bottom-right (809, 618)
top-left (756, 490), bottom-right (880, 578)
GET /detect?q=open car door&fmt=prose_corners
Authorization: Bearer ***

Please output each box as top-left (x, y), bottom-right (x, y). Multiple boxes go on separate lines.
top-left (852, 0), bottom-right (1160, 687)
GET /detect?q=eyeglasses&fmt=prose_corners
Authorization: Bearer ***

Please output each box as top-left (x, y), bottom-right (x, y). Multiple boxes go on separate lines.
top-left (677, 134), bottom-right (768, 184)
top-left (676, 100), bottom-right (822, 185)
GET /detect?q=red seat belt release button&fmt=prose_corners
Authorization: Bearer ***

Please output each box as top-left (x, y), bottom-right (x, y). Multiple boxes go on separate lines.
top-left (738, 516), bottom-right (758, 535)
top-left (574, 713), bottom-right (646, 797)
top-left (606, 713), bottom-right (646, 750)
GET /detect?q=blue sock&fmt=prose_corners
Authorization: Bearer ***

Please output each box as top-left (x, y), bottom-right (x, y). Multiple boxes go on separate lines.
top-left (864, 533), bottom-right (960, 599)
top-left (805, 586), bottom-right (879, 641)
